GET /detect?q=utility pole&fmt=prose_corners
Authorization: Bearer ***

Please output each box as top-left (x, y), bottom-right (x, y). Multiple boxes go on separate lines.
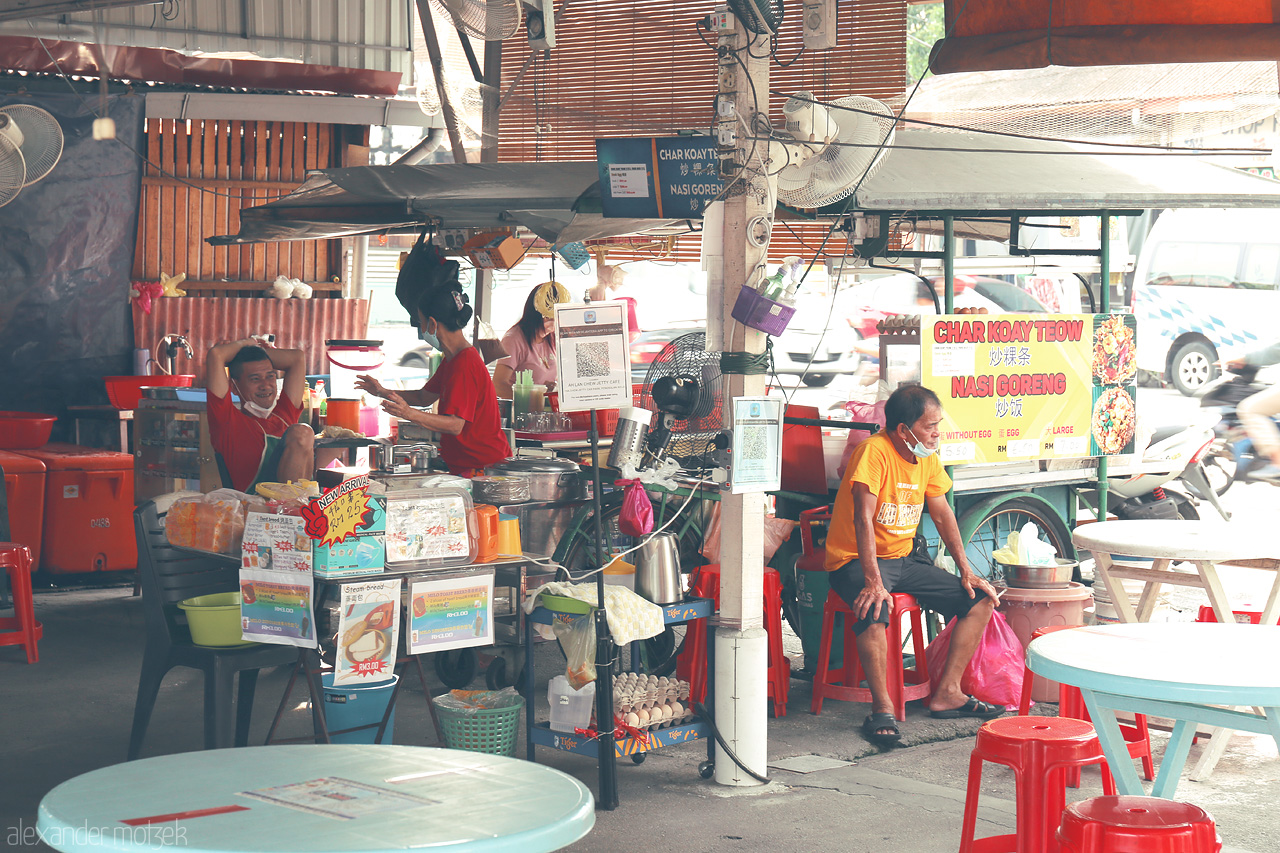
top-left (707, 14), bottom-right (771, 787)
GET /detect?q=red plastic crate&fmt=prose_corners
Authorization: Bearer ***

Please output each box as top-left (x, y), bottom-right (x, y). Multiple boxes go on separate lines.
top-left (1195, 605), bottom-right (1279, 625)
top-left (12, 443), bottom-right (136, 573)
top-left (0, 449), bottom-right (46, 569)
top-left (566, 408), bottom-right (619, 436)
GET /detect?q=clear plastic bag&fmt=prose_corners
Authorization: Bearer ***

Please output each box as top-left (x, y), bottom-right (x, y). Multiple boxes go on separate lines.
top-left (552, 613), bottom-right (597, 689)
top-left (925, 610), bottom-right (1025, 710)
top-left (618, 480), bottom-right (654, 537)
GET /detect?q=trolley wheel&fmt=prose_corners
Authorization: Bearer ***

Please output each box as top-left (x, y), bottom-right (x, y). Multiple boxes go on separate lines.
top-left (957, 493), bottom-right (1075, 586)
top-left (433, 648), bottom-right (477, 689)
top-left (631, 753), bottom-right (647, 765)
top-left (484, 655), bottom-right (526, 690)
top-left (698, 760), bottom-right (715, 779)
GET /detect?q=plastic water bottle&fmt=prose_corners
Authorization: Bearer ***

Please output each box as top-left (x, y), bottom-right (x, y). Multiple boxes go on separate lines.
top-left (312, 380), bottom-right (327, 429)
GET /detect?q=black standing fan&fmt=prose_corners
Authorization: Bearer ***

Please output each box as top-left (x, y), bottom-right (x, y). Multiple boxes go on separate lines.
top-left (638, 332), bottom-right (725, 466)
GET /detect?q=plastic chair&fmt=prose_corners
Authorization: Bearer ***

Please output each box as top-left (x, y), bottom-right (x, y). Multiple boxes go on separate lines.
top-left (810, 589), bottom-right (930, 721)
top-left (960, 715), bottom-right (1116, 853)
top-left (1019, 625), bottom-right (1154, 787)
top-left (0, 543), bottom-right (41, 664)
top-left (128, 500), bottom-right (298, 760)
top-left (1057, 796), bottom-right (1222, 852)
top-left (676, 563), bottom-right (790, 716)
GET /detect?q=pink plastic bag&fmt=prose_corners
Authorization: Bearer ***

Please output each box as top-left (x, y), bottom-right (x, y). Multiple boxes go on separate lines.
top-left (839, 398), bottom-right (887, 479)
top-left (699, 502), bottom-right (797, 564)
top-left (618, 480), bottom-right (654, 537)
top-left (924, 610), bottom-right (1025, 710)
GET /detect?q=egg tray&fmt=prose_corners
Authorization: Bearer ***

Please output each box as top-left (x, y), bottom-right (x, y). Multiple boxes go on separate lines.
top-left (612, 673), bottom-right (695, 730)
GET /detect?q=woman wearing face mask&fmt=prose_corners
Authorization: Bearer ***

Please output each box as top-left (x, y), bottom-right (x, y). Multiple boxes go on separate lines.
top-left (492, 281), bottom-right (569, 399)
top-left (357, 284), bottom-right (510, 477)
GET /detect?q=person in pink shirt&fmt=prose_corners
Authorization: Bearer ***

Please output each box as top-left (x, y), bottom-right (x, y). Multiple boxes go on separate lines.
top-left (493, 282), bottom-right (568, 398)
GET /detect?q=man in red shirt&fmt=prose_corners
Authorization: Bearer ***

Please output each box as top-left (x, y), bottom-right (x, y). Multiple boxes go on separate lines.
top-left (206, 338), bottom-right (315, 492)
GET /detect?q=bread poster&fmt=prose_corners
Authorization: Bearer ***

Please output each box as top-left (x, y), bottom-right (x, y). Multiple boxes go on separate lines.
top-left (334, 578), bottom-right (402, 686)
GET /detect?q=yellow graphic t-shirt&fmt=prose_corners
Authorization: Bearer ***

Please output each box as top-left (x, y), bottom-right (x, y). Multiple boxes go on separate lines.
top-left (823, 431), bottom-right (952, 570)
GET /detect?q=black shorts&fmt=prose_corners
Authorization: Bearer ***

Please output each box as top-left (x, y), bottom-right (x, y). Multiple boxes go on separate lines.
top-left (829, 553), bottom-right (993, 635)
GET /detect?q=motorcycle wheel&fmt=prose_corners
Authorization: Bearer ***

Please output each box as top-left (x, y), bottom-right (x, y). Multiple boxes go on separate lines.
top-left (1202, 451), bottom-right (1236, 496)
top-left (1175, 498), bottom-right (1200, 520)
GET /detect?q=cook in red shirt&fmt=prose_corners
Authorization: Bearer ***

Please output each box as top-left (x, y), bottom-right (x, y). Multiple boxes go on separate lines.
top-left (357, 283), bottom-right (510, 477)
top-left (206, 338), bottom-right (314, 492)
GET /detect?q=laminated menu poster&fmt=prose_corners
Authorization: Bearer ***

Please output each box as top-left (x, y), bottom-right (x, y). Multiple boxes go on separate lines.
top-left (334, 578), bottom-right (402, 686)
top-left (408, 574), bottom-right (494, 654)
top-left (239, 511), bottom-right (316, 647)
top-left (921, 313), bottom-right (1138, 465)
top-left (385, 490), bottom-right (472, 565)
top-left (239, 777), bottom-right (437, 820)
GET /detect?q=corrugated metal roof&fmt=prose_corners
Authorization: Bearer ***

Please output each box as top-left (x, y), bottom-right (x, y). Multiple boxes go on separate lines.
top-left (1, 0), bottom-right (412, 75)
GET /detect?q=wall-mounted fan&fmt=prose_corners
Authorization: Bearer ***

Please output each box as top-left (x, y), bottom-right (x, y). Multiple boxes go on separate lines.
top-left (728, 0), bottom-right (783, 34)
top-left (429, 0), bottom-right (523, 42)
top-left (772, 93), bottom-right (895, 209)
top-left (638, 331), bottom-right (725, 465)
top-left (0, 104), bottom-right (64, 208)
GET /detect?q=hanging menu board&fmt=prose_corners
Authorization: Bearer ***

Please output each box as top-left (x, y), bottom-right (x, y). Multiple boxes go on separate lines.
top-left (921, 313), bottom-right (1138, 465)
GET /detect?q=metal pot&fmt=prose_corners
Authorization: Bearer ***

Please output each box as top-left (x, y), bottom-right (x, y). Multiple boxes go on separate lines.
top-left (485, 457), bottom-right (583, 502)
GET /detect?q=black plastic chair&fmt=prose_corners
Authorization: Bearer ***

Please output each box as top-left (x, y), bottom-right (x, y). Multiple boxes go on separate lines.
top-left (128, 500), bottom-right (297, 760)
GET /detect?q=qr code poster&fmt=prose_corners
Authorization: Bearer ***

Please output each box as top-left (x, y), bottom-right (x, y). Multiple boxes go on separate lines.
top-left (554, 301), bottom-right (632, 412)
top-left (731, 396), bottom-right (783, 493)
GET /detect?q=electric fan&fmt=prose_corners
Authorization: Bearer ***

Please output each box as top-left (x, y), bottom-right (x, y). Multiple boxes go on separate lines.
top-left (0, 104), bottom-right (63, 186)
top-left (773, 93), bottom-right (896, 209)
top-left (0, 114), bottom-right (25, 208)
top-left (429, 0), bottom-right (523, 42)
top-left (638, 331), bottom-right (726, 466)
top-left (728, 0), bottom-right (783, 34)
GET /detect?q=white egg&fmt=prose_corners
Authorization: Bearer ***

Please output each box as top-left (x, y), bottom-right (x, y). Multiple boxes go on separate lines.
top-left (636, 707), bottom-right (650, 725)
top-left (625, 712), bottom-right (639, 728)
top-left (670, 701), bottom-right (684, 720)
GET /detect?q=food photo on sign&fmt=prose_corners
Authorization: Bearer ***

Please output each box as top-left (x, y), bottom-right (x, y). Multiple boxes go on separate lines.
top-left (1089, 313), bottom-right (1138, 456)
top-left (334, 579), bottom-right (402, 686)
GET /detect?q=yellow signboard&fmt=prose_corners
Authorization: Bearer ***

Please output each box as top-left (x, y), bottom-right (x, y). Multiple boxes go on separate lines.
top-left (921, 313), bottom-right (1137, 465)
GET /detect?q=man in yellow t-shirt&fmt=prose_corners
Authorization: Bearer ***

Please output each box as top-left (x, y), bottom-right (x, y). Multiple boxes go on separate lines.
top-left (826, 384), bottom-right (1001, 747)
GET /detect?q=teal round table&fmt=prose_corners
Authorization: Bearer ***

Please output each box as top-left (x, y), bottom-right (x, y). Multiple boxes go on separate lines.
top-left (37, 745), bottom-right (594, 852)
top-left (1027, 622), bottom-right (1280, 799)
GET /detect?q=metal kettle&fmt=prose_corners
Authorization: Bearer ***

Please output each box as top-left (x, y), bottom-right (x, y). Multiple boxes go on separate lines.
top-left (635, 532), bottom-right (683, 605)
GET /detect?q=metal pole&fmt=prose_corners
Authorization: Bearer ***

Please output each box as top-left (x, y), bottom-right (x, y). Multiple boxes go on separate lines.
top-left (943, 215), bottom-right (955, 315)
top-left (589, 409), bottom-right (618, 809)
top-left (1096, 211), bottom-right (1111, 519)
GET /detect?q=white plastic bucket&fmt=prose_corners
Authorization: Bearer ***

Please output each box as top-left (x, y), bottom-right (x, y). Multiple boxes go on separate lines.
top-left (326, 339), bottom-right (384, 401)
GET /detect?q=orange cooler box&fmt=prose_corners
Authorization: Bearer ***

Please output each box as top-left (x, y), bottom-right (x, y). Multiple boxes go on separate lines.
top-left (0, 449), bottom-right (46, 569)
top-left (15, 443), bottom-right (136, 573)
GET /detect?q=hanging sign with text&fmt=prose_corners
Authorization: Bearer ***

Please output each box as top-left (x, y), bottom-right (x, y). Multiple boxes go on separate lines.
top-left (921, 313), bottom-right (1138, 464)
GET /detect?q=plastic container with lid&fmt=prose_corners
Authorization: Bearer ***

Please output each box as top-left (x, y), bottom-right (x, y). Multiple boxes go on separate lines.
top-left (548, 674), bottom-right (596, 732)
top-left (14, 443), bottom-right (136, 574)
top-left (998, 581), bottom-right (1093, 703)
top-left (602, 556), bottom-right (636, 591)
top-left (0, 449), bottom-right (46, 569)
top-left (383, 487), bottom-right (477, 568)
top-left (484, 457), bottom-right (582, 502)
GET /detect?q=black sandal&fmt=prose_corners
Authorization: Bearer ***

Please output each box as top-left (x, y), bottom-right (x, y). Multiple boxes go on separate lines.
top-left (861, 712), bottom-right (902, 748)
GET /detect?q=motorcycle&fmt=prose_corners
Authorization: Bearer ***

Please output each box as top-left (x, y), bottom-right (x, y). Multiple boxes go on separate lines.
top-left (1198, 362), bottom-right (1278, 486)
top-left (1076, 416), bottom-right (1231, 522)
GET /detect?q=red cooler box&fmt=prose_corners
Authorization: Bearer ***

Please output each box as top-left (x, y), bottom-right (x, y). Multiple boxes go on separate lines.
top-left (15, 443), bottom-right (136, 573)
top-left (0, 449), bottom-right (46, 569)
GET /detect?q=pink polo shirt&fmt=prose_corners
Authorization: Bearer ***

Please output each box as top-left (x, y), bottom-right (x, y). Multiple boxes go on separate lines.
top-left (497, 326), bottom-right (557, 386)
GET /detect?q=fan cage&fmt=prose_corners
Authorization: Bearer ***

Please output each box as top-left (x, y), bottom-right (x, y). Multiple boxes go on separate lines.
top-left (638, 332), bottom-right (726, 464)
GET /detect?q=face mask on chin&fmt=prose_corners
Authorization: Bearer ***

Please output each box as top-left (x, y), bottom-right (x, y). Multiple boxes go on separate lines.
top-left (234, 383), bottom-right (274, 419)
top-left (905, 427), bottom-right (937, 459)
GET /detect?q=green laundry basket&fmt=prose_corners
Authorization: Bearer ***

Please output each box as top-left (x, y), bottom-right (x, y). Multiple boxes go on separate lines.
top-left (432, 692), bottom-right (524, 756)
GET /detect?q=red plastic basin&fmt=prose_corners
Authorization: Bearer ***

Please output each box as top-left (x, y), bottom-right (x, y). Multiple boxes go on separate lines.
top-left (103, 375), bottom-right (195, 410)
top-left (0, 411), bottom-right (56, 450)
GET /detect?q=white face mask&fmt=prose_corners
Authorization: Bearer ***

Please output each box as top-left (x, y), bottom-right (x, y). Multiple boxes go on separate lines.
top-left (234, 381), bottom-right (275, 419)
top-left (905, 427), bottom-right (937, 459)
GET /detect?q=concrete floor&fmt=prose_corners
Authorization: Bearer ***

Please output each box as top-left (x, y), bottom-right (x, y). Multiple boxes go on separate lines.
top-left (3, 583), bottom-right (1278, 852)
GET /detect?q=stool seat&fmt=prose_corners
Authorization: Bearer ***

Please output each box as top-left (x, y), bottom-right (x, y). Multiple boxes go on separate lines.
top-left (961, 715), bottom-right (1114, 853)
top-left (0, 543), bottom-right (41, 664)
top-left (1019, 625), bottom-right (1154, 787)
top-left (676, 564), bottom-right (790, 717)
top-left (810, 589), bottom-right (929, 721)
top-left (1058, 796), bottom-right (1222, 853)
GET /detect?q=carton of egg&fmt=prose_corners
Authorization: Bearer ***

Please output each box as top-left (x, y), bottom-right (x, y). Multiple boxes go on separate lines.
top-left (611, 673), bottom-right (694, 729)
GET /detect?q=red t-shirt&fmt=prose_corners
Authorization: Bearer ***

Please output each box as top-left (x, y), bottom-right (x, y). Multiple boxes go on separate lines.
top-left (206, 389), bottom-right (301, 492)
top-left (424, 346), bottom-right (511, 474)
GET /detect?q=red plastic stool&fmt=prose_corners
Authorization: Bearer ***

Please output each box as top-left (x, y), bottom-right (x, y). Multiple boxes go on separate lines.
top-left (810, 589), bottom-right (929, 721)
top-left (0, 543), bottom-right (41, 664)
top-left (1019, 625), bottom-right (1154, 787)
top-left (676, 563), bottom-right (791, 717)
top-left (1058, 796), bottom-right (1222, 852)
top-left (960, 715), bottom-right (1115, 853)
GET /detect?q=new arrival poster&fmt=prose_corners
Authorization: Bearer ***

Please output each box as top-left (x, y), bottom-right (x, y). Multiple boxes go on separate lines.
top-left (407, 574), bottom-right (495, 655)
top-left (922, 313), bottom-right (1138, 465)
top-left (334, 579), bottom-right (402, 686)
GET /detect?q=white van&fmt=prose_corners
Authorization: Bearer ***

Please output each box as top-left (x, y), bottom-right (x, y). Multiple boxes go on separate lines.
top-left (1132, 208), bottom-right (1280, 395)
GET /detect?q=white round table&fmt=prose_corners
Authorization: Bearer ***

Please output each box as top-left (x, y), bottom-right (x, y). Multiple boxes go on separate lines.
top-left (37, 745), bottom-right (594, 853)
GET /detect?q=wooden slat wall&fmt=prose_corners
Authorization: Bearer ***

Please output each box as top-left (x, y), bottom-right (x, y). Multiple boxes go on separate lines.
top-left (132, 119), bottom-right (353, 295)
top-left (497, 0), bottom-right (908, 263)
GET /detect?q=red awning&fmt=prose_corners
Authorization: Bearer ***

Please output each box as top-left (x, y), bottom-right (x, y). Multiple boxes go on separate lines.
top-left (0, 36), bottom-right (401, 96)
top-left (931, 1), bottom-right (1280, 74)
